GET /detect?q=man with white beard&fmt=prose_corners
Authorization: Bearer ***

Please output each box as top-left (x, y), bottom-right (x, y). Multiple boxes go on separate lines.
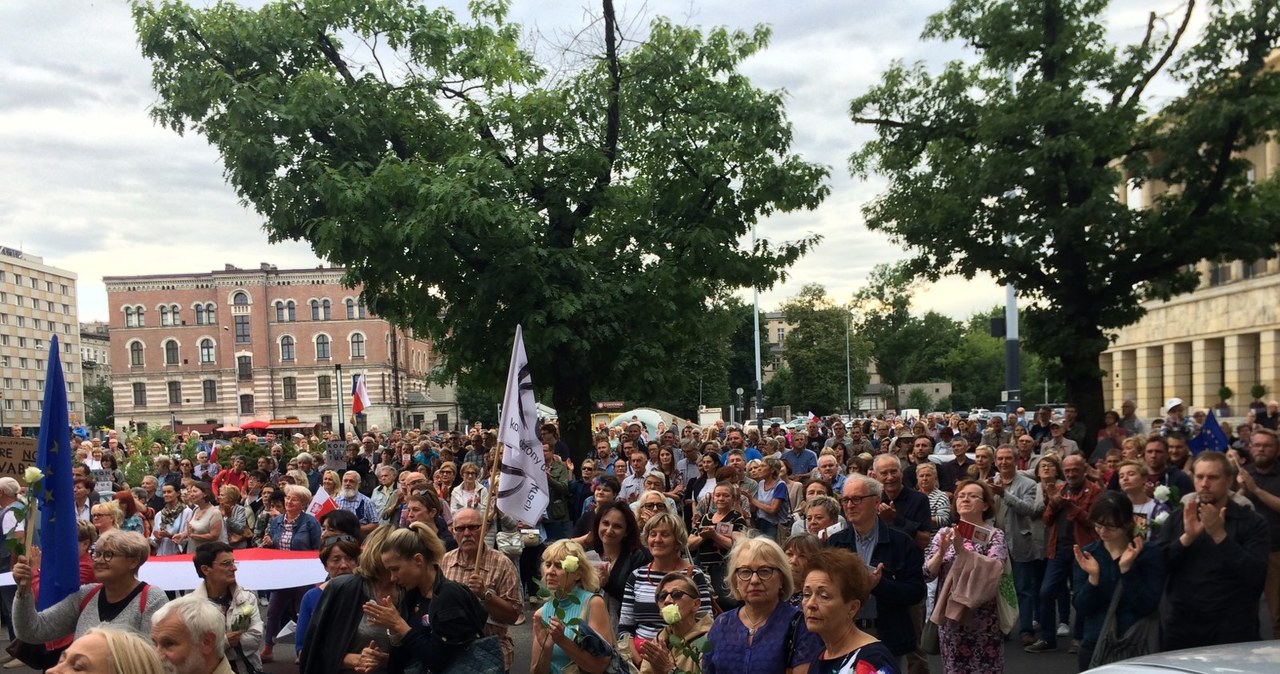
top-left (151, 594), bottom-right (235, 674)
top-left (333, 470), bottom-right (379, 536)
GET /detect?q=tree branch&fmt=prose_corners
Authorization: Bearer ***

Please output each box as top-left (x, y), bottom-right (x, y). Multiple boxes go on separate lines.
top-left (440, 86), bottom-right (516, 171)
top-left (1121, 1), bottom-right (1195, 110)
top-left (571, 0), bottom-right (622, 222)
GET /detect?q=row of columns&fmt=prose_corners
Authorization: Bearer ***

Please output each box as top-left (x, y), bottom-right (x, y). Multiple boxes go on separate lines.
top-left (1103, 331), bottom-right (1280, 420)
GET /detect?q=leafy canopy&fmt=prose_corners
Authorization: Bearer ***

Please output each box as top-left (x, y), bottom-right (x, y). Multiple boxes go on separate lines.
top-left (133, 0), bottom-right (829, 452)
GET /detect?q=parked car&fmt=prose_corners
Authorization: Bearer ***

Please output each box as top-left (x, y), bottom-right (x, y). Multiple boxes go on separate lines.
top-left (1084, 641), bottom-right (1280, 673)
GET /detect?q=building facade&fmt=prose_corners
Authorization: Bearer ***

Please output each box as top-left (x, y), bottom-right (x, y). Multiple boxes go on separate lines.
top-left (81, 321), bottom-right (111, 386)
top-left (104, 263), bottom-right (447, 434)
top-left (0, 247), bottom-right (83, 435)
top-left (1102, 126), bottom-right (1280, 423)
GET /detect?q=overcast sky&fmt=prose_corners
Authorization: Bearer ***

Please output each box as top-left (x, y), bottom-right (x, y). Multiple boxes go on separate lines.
top-left (1, 0), bottom-right (1193, 324)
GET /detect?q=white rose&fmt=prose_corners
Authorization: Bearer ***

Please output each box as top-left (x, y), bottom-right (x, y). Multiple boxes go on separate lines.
top-left (23, 467), bottom-right (43, 485)
top-left (560, 555), bottom-right (580, 573)
top-left (1153, 511), bottom-right (1170, 525)
top-left (661, 604), bottom-right (683, 626)
top-left (1152, 485), bottom-right (1171, 502)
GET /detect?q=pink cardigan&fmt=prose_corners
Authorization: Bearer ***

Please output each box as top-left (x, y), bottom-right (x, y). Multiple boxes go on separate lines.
top-left (930, 541), bottom-right (1003, 626)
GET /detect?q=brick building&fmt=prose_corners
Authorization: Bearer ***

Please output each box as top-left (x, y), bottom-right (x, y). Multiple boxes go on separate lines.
top-left (104, 263), bottom-right (450, 434)
top-left (0, 246), bottom-right (83, 435)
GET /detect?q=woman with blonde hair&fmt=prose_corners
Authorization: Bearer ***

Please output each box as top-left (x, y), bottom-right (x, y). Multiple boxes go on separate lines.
top-left (358, 522), bottom-right (489, 674)
top-left (639, 572), bottom-right (714, 674)
top-left (532, 540), bottom-right (614, 674)
top-left (90, 501), bottom-right (124, 535)
top-left (703, 536), bottom-right (822, 674)
top-left (49, 626), bottom-right (167, 674)
top-left (300, 526), bottom-right (399, 674)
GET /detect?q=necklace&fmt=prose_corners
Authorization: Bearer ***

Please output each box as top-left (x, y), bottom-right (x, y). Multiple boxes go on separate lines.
top-left (740, 608), bottom-right (769, 639)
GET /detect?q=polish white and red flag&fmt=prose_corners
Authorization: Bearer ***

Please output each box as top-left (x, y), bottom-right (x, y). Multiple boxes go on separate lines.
top-left (351, 373), bottom-right (371, 415)
top-left (308, 485), bottom-right (338, 520)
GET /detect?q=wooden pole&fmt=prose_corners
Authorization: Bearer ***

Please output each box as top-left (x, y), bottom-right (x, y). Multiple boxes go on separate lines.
top-left (472, 450), bottom-right (502, 577)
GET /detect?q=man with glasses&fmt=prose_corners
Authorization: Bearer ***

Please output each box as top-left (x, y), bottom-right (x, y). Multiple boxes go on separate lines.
top-left (825, 474), bottom-right (925, 670)
top-left (441, 508), bottom-right (522, 671)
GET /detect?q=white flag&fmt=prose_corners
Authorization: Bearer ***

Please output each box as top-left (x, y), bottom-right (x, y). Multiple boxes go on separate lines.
top-left (496, 326), bottom-right (550, 524)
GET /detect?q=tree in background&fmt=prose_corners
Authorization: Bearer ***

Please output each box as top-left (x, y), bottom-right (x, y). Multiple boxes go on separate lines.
top-left (84, 379), bottom-right (115, 431)
top-left (850, 0), bottom-right (1280, 450)
top-left (134, 0), bottom-right (828, 463)
top-left (779, 284), bottom-right (871, 414)
top-left (904, 387), bottom-right (934, 413)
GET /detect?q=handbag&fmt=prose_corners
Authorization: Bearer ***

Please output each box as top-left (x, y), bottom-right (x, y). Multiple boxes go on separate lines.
top-left (1088, 579), bottom-right (1161, 668)
top-left (439, 635), bottom-right (504, 674)
top-left (920, 620), bottom-right (941, 655)
top-left (6, 639), bottom-right (64, 671)
top-left (996, 557), bottom-right (1018, 635)
top-left (521, 527), bottom-right (544, 547)
top-left (496, 531), bottom-right (524, 557)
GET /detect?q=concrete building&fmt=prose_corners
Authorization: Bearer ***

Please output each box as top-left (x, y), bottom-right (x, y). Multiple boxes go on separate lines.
top-left (762, 310), bottom-right (790, 383)
top-left (0, 246), bottom-right (83, 435)
top-left (1102, 124), bottom-right (1280, 423)
top-left (81, 321), bottom-right (111, 386)
top-left (104, 263), bottom-right (454, 434)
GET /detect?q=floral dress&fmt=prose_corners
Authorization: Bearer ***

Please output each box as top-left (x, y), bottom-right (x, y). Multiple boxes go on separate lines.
top-left (924, 525), bottom-right (1006, 674)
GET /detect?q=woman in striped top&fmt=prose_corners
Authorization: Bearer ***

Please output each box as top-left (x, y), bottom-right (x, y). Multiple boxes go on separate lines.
top-left (618, 512), bottom-right (713, 662)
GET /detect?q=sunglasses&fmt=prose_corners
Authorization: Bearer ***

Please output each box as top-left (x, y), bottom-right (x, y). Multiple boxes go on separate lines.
top-left (640, 503), bottom-right (664, 512)
top-left (657, 589), bottom-right (693, 602)
top-left (453, 524), bottom-right (481, 533)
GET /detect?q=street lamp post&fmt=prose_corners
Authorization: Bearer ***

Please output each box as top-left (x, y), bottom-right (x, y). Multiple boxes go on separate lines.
top-left (845, 308), bottom-right (852, 415)
top-left (751, 222), bottom-right (764, 433)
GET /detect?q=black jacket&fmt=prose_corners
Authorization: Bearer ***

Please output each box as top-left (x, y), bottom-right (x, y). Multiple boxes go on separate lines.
top-left (299, 573), bottom-right (370, 674)
top-left (827, 520), bottom-right (926, 656)
top-left (1159, 498), bottom-right (1270, 649)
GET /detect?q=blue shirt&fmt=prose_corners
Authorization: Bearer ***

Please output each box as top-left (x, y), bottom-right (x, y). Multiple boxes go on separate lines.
top-left (783, 448), bottom-right (818, 476)
top-left (703, 602), bottom-right (823, 674)
top-left (720, 448), bottom-right (763, 465)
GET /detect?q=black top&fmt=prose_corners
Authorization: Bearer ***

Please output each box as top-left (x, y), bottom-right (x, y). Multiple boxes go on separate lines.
top-left (99, 582), bottom-right (147, 624)
top-left (389, 566), bottom-right (487, 674)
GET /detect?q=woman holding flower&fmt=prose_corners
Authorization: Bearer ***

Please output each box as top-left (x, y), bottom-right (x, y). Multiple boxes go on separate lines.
top-left (1116, 461), bottom-right (1171, 539)
top-left (532, 540), bottom-right (614, 674)
top-left (189, 541), bottom-right (264, 672)
top-left (639, 572), bottom-right (713, 674)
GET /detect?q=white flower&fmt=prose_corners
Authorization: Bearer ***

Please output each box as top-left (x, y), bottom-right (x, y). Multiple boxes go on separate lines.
top-left (1152, 485), bottom-right (1171, 503)
top-left (1153, 511), bottom-right (1170, 525)
top-left (239, 603), bottom-right (255, 617)
top-left (560, 555), bottom-right (580, 573)
top-left (661, 604), bottom-right (683, 625)
top-left (23, 467), bottom-right (43, 485)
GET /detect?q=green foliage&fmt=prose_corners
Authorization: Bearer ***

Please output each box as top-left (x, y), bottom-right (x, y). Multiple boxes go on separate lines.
top-left (904, 387), bottom-right (934, 412)
top-left (133, 0), bottom-right (829, 462)
top-left (1219, 386), bottom-right (1234, 402)
top-left (778, 284), bottom-right (869, 414)
top-left (1251, 384), bottom-right (1270, 401)
top-left (850, 0), bottom-right (1280, 437)
top-left (83, 379), bottom-right (115, 431)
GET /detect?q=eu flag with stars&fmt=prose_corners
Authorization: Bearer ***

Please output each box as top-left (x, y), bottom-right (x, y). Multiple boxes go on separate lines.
top-left (1188, 410), bottom-right (1230, 455)
top-left (35, 335), bottom-right (79, 610)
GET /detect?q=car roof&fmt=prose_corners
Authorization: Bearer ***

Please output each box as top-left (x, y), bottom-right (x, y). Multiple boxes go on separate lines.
top-left (1085, 641), bottom-right (1280, 674)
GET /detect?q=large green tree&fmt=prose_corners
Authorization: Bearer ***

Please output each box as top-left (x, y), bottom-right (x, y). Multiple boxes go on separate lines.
top-left (851, 0), bottom-right (1280, 449)
top-left (134, 0), bottom-right (828, 461)
top-left (779, 284), bottom-right (871, 414)
top-left (84, 379), bottom-right (115, 430)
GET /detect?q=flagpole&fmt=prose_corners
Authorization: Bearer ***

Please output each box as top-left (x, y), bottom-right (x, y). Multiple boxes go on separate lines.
top-left (473, 455), bottom-right (503, 577)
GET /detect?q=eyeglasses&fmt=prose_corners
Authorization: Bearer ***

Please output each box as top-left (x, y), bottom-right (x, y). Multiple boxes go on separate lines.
top-left (734, 566), bottom-right (779, 582)
top-left (453, 524), bottom-right (481, 533)
top-left (657, 589), bottom-right (693, 602)
top-left (641, 503), bottom-right (664, 511)
top-left (90, 512), bottom-right (110, 519)
top-left (87, 547), bottom-right (117, 562)
top-left (214, 559), bottom-right (237, 569)
top-left (840, 495), bottom-right (877, 507)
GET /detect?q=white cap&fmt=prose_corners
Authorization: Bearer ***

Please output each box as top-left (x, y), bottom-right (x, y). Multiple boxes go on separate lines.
top-left (1164, 398), bottom-right (1184, 413)
top-left (292, 432), bottom-right (305, 439)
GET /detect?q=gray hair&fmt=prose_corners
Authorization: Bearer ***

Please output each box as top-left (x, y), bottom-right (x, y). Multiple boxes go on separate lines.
top-left (342, 470), bottom-right (362, 481)
top-left (872, 454), bottom-right (903, 472)
top-left (844, 472), bottom-right (884, 498)
top-left (805, 495), bottom-right (841, 522)
top-left (376, 464), bottom-right (397, 477)
top-left (152, 594), bottom-right (227, 655)
top-left (0, 477), bottom-right (19, 497)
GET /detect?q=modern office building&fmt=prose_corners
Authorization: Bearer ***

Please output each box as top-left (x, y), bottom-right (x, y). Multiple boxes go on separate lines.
top-left (104, 263), bottom-right (454, 434)
top-left (0, 246), bottom-right (83, 435)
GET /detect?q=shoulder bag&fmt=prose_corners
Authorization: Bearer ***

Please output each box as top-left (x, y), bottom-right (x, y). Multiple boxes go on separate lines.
top-left (1088, 579), bottom-right (1161, 667)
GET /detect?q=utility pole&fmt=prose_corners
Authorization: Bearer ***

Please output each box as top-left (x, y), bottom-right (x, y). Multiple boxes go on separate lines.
top-left (389, 325), bottom-right (403, 428)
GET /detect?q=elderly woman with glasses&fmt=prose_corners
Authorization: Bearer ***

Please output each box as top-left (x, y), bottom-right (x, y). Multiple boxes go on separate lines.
top-left (12, 530), bottom-right (168, 641)
top-left (703, 536), bottom-right (822, 674)
top-left (449, 462), bottom-right (488, 515)
top-left (618, 512), bottom-right (713, 665)
top-left (189, 542), bottom-right (264, 672)
top-left (639, 572), bottom-right (714, 674)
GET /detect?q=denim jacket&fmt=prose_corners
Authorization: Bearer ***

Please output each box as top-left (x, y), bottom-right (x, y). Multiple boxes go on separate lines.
top-left (266, 512), bottom-right (321, 550)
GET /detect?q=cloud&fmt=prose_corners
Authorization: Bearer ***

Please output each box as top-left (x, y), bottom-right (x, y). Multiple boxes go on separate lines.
top-left (0, 0), bottom-right (1194, 327)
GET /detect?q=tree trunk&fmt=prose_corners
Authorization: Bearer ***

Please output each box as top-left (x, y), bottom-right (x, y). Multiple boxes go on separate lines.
top-left (1062, 344), bottom-right (1104, 459)
top-left (550, 359), bottom-right (593, 476)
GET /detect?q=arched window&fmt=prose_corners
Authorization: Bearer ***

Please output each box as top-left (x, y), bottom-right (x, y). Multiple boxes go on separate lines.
top-left (170, 304), bottom-right (180, 324)
top-left (357, 300), bottom-right (367, 319)
top-left (124, 307), bottom-right (136, 328)
top-left (233, 291), bottom-right (249, 305)
top-left (129, 341), bottom-right (144, 367)
top-left (345, 298), bottom-right (355, 319)
top-left (275, 301), bottom-right (286, 322)
top-left (286, 300), bottom-right (296, 322)
top-left (136, 306), bottom-right (145, 327)
top-left (281, 335), bottom-right (296, 361)
top-left (316, 334), bottom-right (331, 360)
top-left (321, 299), bottom-right (332, 320)
top-left (195, 304), bottom-right (206, 325)
top-left (164, 340), bottom-right (179, 365)
top-left (199, 338), bottom-right (215, 364)
top-left (160, 306), bottom-right (171, 327)
top-left (310, 299), bottom-right (320, 321)
top-left (205, 303), bottom-right (216, 324)
top-left (350, 333), bottom-right (366, 358)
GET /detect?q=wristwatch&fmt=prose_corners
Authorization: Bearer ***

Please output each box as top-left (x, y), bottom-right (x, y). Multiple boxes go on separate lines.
top-left (483, 589), bottom-right (495, 602)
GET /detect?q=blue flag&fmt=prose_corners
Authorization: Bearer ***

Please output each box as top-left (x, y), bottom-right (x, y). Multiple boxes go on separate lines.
top-left (34, 335), bottom-right (79, 610)
top-left (1188, 410), bottom-right (1230, 455)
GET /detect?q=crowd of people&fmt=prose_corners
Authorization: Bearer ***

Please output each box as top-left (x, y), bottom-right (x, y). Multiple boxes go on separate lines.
top-left (2, 397), bottom-right (1278, 674)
